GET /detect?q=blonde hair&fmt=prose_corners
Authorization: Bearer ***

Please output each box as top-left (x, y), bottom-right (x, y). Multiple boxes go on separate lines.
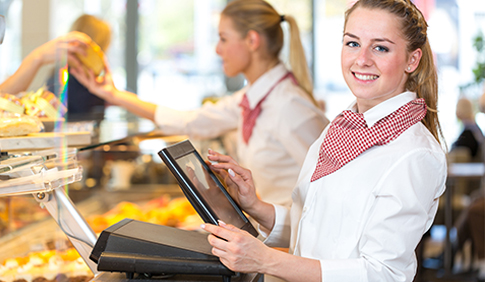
top-left (344, 0), bottom-right (443, 143)
top-left (222, 0), bottom-right (316, 104)
top-left (70, 14), bottom-right (111, 52)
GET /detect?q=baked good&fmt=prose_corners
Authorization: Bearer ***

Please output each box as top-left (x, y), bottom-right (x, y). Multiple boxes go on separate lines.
top-left (71, 40), bottom-right (105, 77)
top-left (21, 88), bottom-right (67, 119)
top-left (0, 114), bottom-right (43, 137)
top-left (0, 94), bottom-right (24, 115)
top-left (0, 248), bottom-right (92, 282)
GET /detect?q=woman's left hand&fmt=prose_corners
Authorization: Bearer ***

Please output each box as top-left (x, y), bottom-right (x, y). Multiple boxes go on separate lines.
top-left (201, 221), bottom-right (271, 273)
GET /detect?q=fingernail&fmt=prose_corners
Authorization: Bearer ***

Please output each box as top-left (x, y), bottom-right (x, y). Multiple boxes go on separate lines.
top-left (200, 224), bottom-right (206, 229)
top-left (218, 220), bottom-right (226, 226)
top-left (228, 169), bottom-right (235, 177)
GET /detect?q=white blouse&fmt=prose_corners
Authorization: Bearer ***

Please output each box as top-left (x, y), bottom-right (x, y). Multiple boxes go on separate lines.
top-left (155, 63), bottom-right (329, 206)
top-left (264, 91), bottom-right (447, 281)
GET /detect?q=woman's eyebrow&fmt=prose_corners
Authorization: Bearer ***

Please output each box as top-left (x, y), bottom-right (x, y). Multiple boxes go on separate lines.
top-left (343, 32), bottom-right (395, 44)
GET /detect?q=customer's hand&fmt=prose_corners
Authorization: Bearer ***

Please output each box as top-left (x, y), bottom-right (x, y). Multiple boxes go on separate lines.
top-left (29, 31), bottom-right (91, 68)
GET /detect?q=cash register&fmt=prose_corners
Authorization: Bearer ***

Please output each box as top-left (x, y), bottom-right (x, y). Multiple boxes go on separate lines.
top-left (89, 140), bottom-right (260, 282)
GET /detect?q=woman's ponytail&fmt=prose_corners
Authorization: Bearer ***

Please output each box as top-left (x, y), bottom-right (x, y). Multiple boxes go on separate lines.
top-left (284, 15), bottom-right (316, 104)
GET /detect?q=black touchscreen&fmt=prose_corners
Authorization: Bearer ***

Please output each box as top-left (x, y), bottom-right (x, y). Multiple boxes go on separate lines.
top-left (175, 153), bottom-right (247, 228)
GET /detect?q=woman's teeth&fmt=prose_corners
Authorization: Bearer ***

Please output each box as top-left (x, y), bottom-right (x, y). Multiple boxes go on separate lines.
top-left (354, 73), bottom-right (378, 81)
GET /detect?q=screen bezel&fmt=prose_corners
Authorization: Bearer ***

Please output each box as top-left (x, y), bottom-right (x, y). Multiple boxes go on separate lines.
top-left (158, 140), bottom-right (258, 237)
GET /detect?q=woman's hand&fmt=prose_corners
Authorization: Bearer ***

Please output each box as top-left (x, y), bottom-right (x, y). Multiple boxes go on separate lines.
top-left (202, 221), bottom-right (272, 273)
top-left (70, 54), bottom-right (117, 102)
top-left (208, 149), bottom-right (259, 212)
top-left (208, 149), bottom-right (276, 230)
top-left (203, 222), bottom-right (322, 282)
top-left (71, 54), bottom-right (157, 121)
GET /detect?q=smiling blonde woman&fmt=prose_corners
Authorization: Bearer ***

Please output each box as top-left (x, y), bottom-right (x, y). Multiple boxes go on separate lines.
top-left (202, 1), bottom-right (447, 281)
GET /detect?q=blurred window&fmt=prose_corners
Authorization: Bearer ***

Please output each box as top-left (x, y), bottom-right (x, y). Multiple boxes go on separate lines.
top-left (137, 0), bottom-right (226, 110)
top-left (1, 0), bottom-right (485, 145)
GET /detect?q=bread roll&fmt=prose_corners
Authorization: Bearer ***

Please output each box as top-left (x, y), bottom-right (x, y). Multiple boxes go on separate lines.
top-left (72, 40), bottom-right (105, 76)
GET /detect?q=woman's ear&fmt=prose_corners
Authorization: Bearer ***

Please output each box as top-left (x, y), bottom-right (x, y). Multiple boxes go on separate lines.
top-left (245, 30), bottom-right (261, 52)
top-left (406, 48), bottom-right (422, 73)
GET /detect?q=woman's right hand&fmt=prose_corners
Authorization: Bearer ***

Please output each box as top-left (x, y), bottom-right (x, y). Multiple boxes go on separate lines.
top-left (208, 149), bottom-right (260, 214)
top-left (208, 149), bottom-right (276, 232)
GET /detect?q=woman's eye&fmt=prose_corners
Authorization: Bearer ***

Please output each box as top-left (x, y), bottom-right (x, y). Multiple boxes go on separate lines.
top-left (375, 45), bottom-right (389, 52)
top-left (345, 41), bottom-right (359, 48)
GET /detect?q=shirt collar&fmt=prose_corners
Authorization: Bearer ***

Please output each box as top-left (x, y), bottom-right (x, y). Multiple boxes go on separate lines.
top-left (245, 63), bottom-right (288, 109)
top-left (347, 91), bottom-right (417, 127)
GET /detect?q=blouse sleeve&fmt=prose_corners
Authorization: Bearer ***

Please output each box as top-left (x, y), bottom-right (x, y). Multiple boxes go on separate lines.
top-left (154, 91), bottom-right (244, 139)
top-left (319, 148), bottom-right (447, 282)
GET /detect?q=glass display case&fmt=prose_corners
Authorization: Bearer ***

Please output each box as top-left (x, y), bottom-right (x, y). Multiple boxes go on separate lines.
top-left (0, 136), bottom-right (96, 282)
top-left (0, 117), bottom-right (229, 282)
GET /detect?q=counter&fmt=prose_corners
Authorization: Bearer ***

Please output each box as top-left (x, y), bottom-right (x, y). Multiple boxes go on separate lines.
top-left (91, 272), bottom-right (262, 282)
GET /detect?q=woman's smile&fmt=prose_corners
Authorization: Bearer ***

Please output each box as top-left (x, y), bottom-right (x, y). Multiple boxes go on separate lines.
top-left (353, 72), bottom-right (379, 82)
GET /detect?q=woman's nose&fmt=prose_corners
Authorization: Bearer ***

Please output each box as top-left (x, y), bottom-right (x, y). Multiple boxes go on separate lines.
top-left (215, 41), bottom-right (222, 56)
top-left (355, 48), bottom-right (372, 67)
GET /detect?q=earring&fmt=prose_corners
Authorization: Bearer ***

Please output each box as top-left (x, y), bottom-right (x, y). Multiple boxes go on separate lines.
top-left (407, 66), bottom-right (411, 71)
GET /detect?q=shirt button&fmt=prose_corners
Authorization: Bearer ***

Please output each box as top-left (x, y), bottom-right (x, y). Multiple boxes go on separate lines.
top-left (303, 207), bottom-right (308, 213)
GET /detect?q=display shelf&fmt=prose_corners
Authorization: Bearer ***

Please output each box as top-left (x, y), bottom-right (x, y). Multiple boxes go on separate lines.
top-left (0, 167), bottom-right (82, 196)
top-left (0, 131), bottom-right (92, 151)
top-left (0, 148), bottom-right (83, 197)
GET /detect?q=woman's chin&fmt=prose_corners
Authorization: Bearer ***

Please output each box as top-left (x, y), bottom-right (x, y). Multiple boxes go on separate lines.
top-left (222, 68), bottom-right (239, 78)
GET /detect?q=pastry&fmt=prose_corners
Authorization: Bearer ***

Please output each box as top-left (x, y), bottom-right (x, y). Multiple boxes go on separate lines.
top-left (71, 40), bottom-right (105, 77)
top-left (0, 114), bottom-right (43, 137)
top-left (0, 94), bottom-right (24, 115)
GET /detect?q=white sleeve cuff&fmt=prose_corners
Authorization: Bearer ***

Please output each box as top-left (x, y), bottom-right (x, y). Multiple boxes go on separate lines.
top-left (262, 204), bottom-right (291, 247)
top-left (319, 259), bottom-right (364, 282)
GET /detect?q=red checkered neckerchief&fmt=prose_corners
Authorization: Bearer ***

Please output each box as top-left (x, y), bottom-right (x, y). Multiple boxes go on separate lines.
top-left (310, 98), bottom-right (427, 182)
top-left (239, 72), bottom-right (297, 144)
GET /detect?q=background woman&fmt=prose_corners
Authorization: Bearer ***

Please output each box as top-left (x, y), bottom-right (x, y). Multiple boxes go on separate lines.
top-left (72, 0), bottom-right (329, 206)
top-left (203, 0), bottom-right (447, 281)
top-left (450, 97), bottom-right (484, 161)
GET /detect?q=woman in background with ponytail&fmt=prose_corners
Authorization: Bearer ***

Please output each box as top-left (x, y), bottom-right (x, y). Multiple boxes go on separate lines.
top-left (72, 0), bottom-right (329, 207)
